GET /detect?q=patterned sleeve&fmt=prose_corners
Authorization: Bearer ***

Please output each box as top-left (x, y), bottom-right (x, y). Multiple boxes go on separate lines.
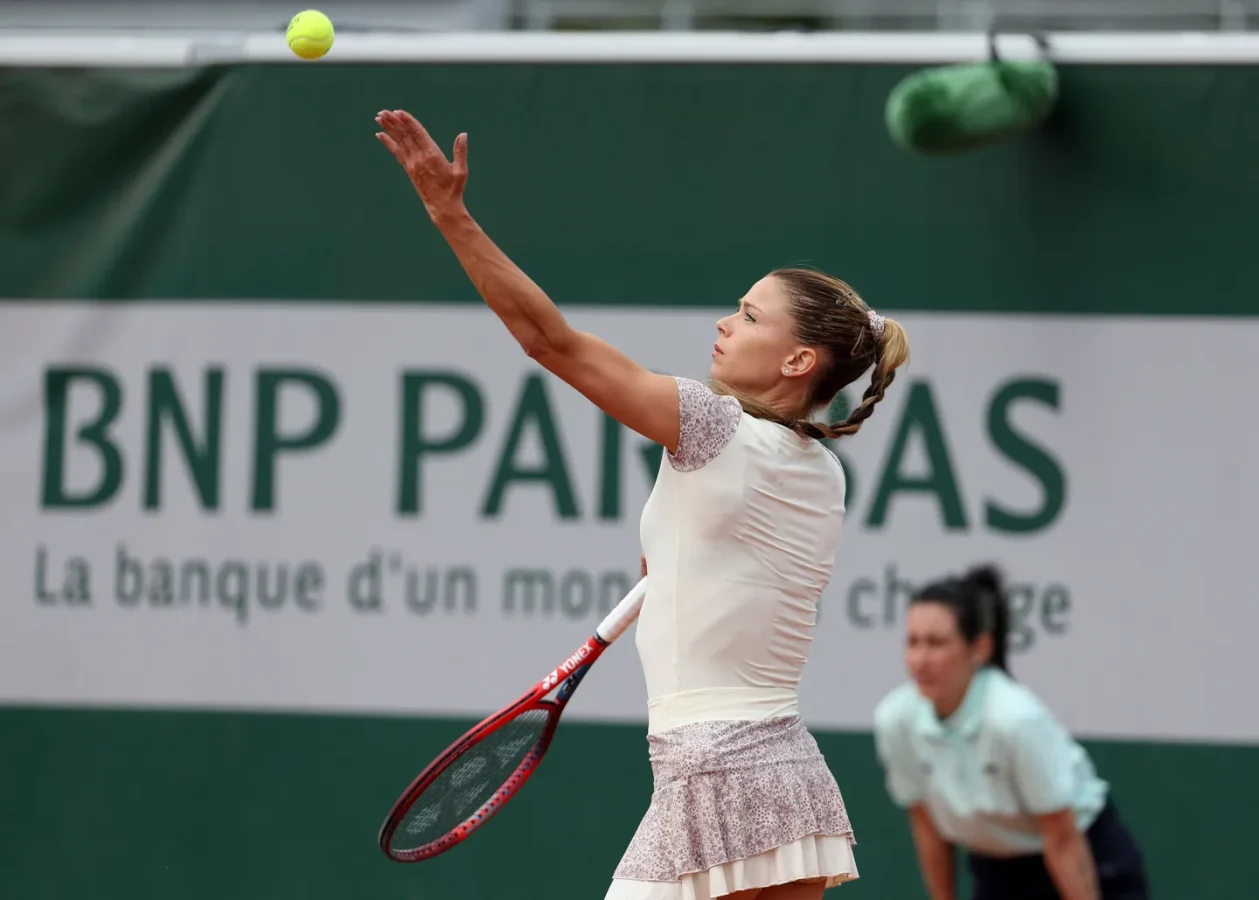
top-left (667, 377), bottom-right (743, 473)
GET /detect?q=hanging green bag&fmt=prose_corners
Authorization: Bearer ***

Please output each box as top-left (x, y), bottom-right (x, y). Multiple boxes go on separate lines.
top-left (885, 36), bottom-right (1059, 155)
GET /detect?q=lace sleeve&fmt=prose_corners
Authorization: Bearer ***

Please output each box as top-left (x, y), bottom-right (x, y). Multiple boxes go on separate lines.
top-left (667, 377), bottom-right (743, 473)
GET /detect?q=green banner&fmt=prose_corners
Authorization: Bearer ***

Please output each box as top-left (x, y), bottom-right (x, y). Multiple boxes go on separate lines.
top-left (1, 62), bottom-right (1256, 314)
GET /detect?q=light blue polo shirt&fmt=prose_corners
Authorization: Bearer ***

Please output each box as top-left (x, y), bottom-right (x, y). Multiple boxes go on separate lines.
top-left (872, 666), bottom-right (1109, 857)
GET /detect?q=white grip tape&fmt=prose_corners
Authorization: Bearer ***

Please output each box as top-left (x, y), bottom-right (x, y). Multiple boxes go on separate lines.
top-left (595, 576), bottom-right (647, 644)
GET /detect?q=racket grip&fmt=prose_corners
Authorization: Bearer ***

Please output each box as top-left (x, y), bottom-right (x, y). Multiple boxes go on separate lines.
top-left (595, 576), bottom-right (647, 644)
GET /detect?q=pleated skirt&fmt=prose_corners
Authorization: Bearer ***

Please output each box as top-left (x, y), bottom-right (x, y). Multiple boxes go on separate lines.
top-left (604, 715), bottom-right (859, 899)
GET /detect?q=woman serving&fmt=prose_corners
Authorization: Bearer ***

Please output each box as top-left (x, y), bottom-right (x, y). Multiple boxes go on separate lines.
top-left (375, 110), bottom-right (909, 900)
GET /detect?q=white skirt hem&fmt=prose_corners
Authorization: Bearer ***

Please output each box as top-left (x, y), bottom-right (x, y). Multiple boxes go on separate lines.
top-left (605, 833), bottom-right (858, 900)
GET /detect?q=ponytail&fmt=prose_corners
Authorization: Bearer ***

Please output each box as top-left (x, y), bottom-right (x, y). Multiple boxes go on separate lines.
top-left (963, 565), bottom-right (1009, 673)
top-left (803, 315), bottom-right (911, 440)
top-left (710, 314), bottom-right (912, 442)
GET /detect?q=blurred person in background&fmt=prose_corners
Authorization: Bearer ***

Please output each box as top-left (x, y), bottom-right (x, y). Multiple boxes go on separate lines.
top-left (873, 566), bottom-right (1150, 900)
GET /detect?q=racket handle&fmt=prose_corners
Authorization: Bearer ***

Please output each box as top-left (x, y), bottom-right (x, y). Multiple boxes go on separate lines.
top-left (595, 576), bottom-right (647, 644)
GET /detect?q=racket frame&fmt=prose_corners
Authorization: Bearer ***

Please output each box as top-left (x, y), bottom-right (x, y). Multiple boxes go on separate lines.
top-left (377, 576), bottom-right (646, 863)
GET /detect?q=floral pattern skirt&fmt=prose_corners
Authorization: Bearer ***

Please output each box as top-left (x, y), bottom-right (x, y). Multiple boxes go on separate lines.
top-left (605, 715), bottom-right (858, 899)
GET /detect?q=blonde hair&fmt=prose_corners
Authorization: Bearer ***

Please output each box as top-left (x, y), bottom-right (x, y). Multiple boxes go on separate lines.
top-left (712, 267), bottom-right (910, 441)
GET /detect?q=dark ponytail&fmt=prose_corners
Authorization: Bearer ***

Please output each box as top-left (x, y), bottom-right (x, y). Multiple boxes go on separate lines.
top-left (911, 564), bottom-right (1011, 673)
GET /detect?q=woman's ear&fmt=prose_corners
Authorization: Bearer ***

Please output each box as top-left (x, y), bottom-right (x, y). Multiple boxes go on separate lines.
top-left (782, 347), bottom-right (818, 378)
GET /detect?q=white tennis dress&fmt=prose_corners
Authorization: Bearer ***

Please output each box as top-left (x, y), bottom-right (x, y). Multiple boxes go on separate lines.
top-left (604, 377), bottom-right (859, 900)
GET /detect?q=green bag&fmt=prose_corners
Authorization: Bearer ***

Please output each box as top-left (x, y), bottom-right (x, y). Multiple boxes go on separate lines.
top-left (885, 47), bottom-right (1059, 155)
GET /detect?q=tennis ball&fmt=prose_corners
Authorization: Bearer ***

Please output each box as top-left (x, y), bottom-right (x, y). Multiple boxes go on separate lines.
top-left (286, 10), bottom-right (335, 61)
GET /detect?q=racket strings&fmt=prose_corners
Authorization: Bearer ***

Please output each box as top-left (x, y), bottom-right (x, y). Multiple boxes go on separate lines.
top-left (391, 707), bottom-right (552, 852)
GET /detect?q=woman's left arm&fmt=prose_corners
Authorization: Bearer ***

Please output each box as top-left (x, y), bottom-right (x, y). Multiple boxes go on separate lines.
top-left (1037, 809), bottom-right (1100, 900)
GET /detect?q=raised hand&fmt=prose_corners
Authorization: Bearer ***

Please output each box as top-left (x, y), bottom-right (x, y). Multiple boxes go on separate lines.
top-left (375, 109), bottom-right (468, 222)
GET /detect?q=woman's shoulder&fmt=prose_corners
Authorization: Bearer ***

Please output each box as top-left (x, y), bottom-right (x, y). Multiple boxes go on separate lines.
top-left (980, 670), bottom-right (1062, 733)
top-left (668, 376), bottom-right (745, 473)
top-left (673, 376), bottom-right (743, 416)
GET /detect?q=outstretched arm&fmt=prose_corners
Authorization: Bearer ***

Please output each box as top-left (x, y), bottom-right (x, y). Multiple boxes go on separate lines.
top-left (433, 210), bottom-right (682, 452)
top-left (375, 109), bottom-right (681, 453)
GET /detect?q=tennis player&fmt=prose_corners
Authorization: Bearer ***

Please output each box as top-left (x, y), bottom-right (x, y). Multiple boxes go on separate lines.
top-left (375, 110), bottom-right (910, 900)
top-left (872, 566), bottom-right (1150, 900)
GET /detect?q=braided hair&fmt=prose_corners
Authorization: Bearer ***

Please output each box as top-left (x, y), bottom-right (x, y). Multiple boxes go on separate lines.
top-left (711, 267), bottom-right (910, 441)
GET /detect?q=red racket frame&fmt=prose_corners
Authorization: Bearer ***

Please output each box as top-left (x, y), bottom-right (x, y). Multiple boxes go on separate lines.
top-left (377, 630), bottom-right (612, 862)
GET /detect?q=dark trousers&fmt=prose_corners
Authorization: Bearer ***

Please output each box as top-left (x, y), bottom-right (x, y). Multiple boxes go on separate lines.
top-left (968, 800), bottom-right (1149, 900)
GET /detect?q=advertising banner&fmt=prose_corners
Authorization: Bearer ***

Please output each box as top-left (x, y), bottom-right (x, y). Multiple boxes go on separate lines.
top-left (2, 302), bottom-right (1255, 742)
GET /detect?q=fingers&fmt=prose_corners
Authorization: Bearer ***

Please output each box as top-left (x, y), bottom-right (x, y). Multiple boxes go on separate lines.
top-left (374, 111), bottom-right (468, 189)
top-left (452, 132), bottom-right (468, 176)
top-left (376, 109), bottom-right (446, 161)
top-left (374, 111), bottom-right (409, 147)
top-left (389, 109), bottom-right (426, 136)
top-left (375, 132), bottom-right (401, 158)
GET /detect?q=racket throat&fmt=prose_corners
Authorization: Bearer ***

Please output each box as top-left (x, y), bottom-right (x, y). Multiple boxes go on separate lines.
top-left (556, 664), bottom-right (591, 702)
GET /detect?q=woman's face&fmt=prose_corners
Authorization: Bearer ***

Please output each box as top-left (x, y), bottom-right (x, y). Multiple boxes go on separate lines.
top-left (710, 275), bottom-right (810, 392)
top-left (905, 601), bottom-right (984, 715)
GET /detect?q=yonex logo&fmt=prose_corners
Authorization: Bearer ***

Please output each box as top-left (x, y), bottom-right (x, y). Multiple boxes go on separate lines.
top-left (561, 644), bottom-right (593, 672)
top-left (543, 644), bottom-right (595, 692)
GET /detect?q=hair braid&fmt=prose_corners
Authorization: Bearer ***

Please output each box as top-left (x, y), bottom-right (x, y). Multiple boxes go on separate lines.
top-left (712, 346), bottom-right (903, 442)
top-left (785, 365), bottom-right (895, 441)
top-left (709, 267), bottom-right (911, 442)
top-left (829, 365), bottom-right (898, 438)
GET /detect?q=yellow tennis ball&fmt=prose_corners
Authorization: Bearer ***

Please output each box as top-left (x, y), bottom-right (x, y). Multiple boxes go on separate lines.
top-left (286, 10), bottom-right (335, 61)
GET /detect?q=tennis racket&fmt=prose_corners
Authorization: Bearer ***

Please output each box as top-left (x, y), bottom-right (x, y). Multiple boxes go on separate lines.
top-left (377, 575), bottom-right (648, 862)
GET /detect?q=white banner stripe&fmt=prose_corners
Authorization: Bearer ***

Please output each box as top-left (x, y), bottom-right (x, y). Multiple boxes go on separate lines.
top-left (1, 303), bottom-right (1256, 743)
